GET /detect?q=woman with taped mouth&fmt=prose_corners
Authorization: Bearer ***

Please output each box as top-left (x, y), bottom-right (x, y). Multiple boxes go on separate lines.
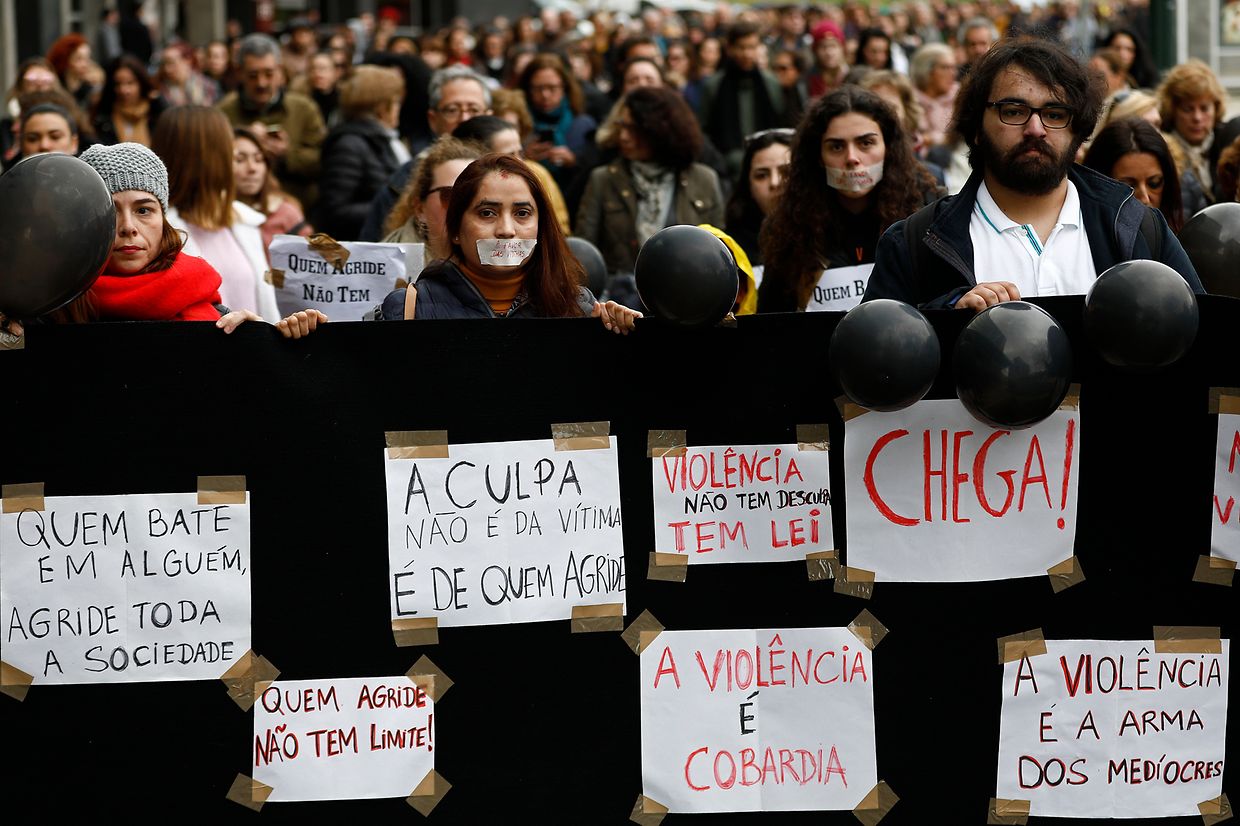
top-left (373, 153), bottom-right (640, 333)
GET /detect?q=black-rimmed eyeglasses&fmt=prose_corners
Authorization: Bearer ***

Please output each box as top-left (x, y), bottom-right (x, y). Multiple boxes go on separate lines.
top-left (986, 100), bottom-right (1073, 129)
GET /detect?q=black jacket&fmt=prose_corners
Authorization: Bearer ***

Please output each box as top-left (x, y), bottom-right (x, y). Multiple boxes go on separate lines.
top-left (316, 117), bottom-right (403, 241)
top-left (863, 165), bottom-right (1204, 309)
top-left (377, 261), bottom-right (597, 320)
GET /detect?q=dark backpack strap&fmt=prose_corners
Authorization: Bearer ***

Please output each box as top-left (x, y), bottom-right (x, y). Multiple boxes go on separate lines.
top-left (1138, 205), bottom-right (1161, 260)
top-left (902, 200), bottom-right (940, 282)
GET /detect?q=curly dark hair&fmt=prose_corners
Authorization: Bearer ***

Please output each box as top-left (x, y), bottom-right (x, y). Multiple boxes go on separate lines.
top-left (95, 54), bottom-right (155, 118)
top-left (952, 36), bottom-right (1106, 170)
top-left (1103, 27), bottom-right (1159, 90)
top-left (624, 86), bottom-right (703, 170)
top-left (1082, 117), bottom-right (1184, 233)
top-left (760, 87), bottom-right (938, 309)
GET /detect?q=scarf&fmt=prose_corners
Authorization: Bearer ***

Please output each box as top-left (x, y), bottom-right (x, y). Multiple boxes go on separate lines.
top-left (90, 252), bottom-right (223, 321)
top-left (111, 98), bottom-right (152, 146)
top-left (532, 99), bottom-right (573, 147)
top-left (1169, 128), bottom-right (1215, 198)
top-left (706, 61), bottom-right (780, 153)
top-left (630, 160), bottom-right (676, 246)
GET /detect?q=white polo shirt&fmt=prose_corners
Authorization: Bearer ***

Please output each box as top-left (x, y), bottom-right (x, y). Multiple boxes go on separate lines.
top-left (968, 179), bottom-right (1097, 297)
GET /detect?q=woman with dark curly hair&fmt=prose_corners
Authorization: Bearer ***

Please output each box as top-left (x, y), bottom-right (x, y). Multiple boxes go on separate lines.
top-left (1102, 28), bottom-right (1159, 91)
top-left (575, 86), bottom-right (724, 275)
top-left (1083, 118), bottom-right (1185, 233)
top-left (759, 86), bottom-right (939, 312)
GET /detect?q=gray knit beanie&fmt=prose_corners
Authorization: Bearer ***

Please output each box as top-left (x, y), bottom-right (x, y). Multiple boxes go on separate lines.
top-left (79, 142), bottom-right (169, 211)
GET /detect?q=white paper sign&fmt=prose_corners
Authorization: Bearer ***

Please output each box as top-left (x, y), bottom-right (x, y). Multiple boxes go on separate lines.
top-left (996, 640), bottom-right (1229, 818)
top-left (254, 677), bottom-right (434, 802)
top-left (0, 492), bottom-right (250, 684)
top-left (268, 234), bottom-right (414, 320)
top-left (1209, 412), bottom-right (1240, 563)
top-left (805, 263), bottom-right (873, 312)
top-left (641, 628), bottom-right (876, 813)
top-left (844, 399), bottom-right (1080, 581)
top-left (651, 444), bottom-right (831, 564)
top-left (385, 437), bottom-right (625, 628)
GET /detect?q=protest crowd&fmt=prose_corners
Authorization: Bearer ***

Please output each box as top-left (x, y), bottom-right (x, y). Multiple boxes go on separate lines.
top-left (2, 0), bottom-right (1240, 336)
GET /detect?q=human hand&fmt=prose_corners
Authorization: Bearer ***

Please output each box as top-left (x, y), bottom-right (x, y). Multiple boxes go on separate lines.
top-left (955, 281), bottom-right (1021, 312)
top-left (0, 312), bottom-right (25, 339)
top-left (524, 139), bottom-right (553, 161)
top-left (276, 309), bottom-right (328, 339)
top-left (592, 300), bottom-right (641, 334)
top-left (253, 122), bottom-right (289, 157)
top-left (216, 308), bottom-right (263, 333)
top-left (546, 145), bottom-right (576, 167)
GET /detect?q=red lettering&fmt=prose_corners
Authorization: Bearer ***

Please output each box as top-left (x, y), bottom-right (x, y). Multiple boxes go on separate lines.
top-left (1018, 435), bottom-right (1051, 510)
top-left (952, 430), bottom-right (973, 522)
top-left (863, 430), bottom-right (918, 526)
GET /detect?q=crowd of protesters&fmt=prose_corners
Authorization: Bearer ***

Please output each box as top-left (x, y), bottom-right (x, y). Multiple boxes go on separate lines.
top-left (3, 0), bottom-right (1239, 328)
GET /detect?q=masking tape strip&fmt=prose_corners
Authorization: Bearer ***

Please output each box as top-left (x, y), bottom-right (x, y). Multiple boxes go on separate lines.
top-left (834, 395), bottom-right (868, 422)
top-left (1199, 793), bottom-right (1233, 826)
top-left (220, 649), bottom-right (281, 711)
top-left (1154, 625), bottom-right (1222, 654)
top-left (1193, 555), bottom-right (1236, 586)
top-left (406, 654), bottom-right (454, 702)
top-left (997, 629), bottom-right (1047, 664)
top-left (1047, 555), bottom-right (1086, 593)
top-left (648, 552), bottom-right (688, 583)
top-left (308, 232), bottom-right (350, 268)
top-left (407, 769), bottom-right (452, 816)
top-left (987, 797), bottom-right (1031, 825)
top-left (847, 609), bottom-right (889, 650)
top-left (629, 794), bottom-right (669, 825)
top-left (0, 328), bottom-right (24, 350)
top-left (1059, 383), bottom-right (1082, 410)
top-left (796, 423), bottom-right (831, 451)
top-left (394, 277), bottom-right (409, 290)
top-left (2, 482), bottom-right (45, 513)
top-left (264, 268), bottom-right (285, 288)
top-left (197, 475), bottom-right (246, 505)
top-left (834, 565), bottom-right (875, 600)
top-left (806, 549), bottom-right (840, 582)
top-left (225, 773), bottom-right (274, 812)
top-left (1, 660), bottom-right (35, 702)
top-left (385, 430), bottom-right (450, 459)
top-left (852, 780), bottom-right (899, 826)
top-left (717, 312), bottom-right (738, 329)
top-left (621, 610), bottom-right (665, 655)
top-left (1208, 387), bottom-right (1240, 415)
top-left (571, 602), bottom-right (624, 633)
top-left (393, 617), bottom-right (439, 647)
top-left (552, 421), bottom-right (611, 451)
top-left (647, 429), bottom-right (688, 458)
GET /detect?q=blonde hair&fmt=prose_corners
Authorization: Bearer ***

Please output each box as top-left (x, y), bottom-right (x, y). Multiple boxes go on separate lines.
top-left (385, 137), bottom-right (482, 235)
top-left (859, 70), bottom-right (923, 140)
top-left (1105, 89), bottom-right (1158, 127)
top-left (1156, 60), bottom-right (1225, 130)
top-left (338, 65), bottom-right (405, 121)
top-left (490, 88), bottom-right (533, 139)
top-left (153, 105), bottom-right (236, 231)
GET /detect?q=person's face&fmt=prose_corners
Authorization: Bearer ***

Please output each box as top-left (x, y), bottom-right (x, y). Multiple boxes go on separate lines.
top-left (161, 48), bottom-right (189, 84)
top-left (429, 79), bottom-right (489, 136)
top-left (206, 43), bottom-right (230, 76)
top-left (930, 54), bottom-right (958, 95)
top-left (815, 36), bottom-right (844, 69)
top-left (1110, 33), bottom-right (1136, 70)
top-left (484, 34), bottom-right (506, 59)
top-left (666, 45), bottom-right (690, 76)
top-left (749, 142), bottom-right (791, 216)
top-left (1174, 95), bottom-right (1216, 145)
top-left (21, 113), bottom-right (77, 156)
top-left (963, 26), bottom-right (995, 63)
top-left (861, 36), bottom-right (890, 69)
top-left (528, 68), bottom-right (565, 113)
top-left (623, 62), bottom-right (663, 94)
top-left (292, 28), bottom-right (317, 51)
top-left (978, 68), bottom-right (1076, 195)
top-left (699, 38), bottom-right (722, 70)
top-left (113, 66), bottom-right (141, 105)
top-left (457, 170), bottom-right (539, 275)
top-left (21, 67), bottom-right (57, 93)
top-left (628, 42), bottom-right (662, 65)
top-left (448, 29), bottom-right (471, 56)
top-left (489, 127), bottom-right (524, 157)
top-left (780, 9), bottom-right (805, 37)
top-left (417, 158), bottom-right (473, 257)
top-left (1112, 151), bottom-right (1164, 209)
top-left (309, 55), bottom-right (337, 91)
top-left (728, 34), bottom-right (761, 73)
top-left (616, 106), bottom-right (651, 161)
top-left (242, 53), bottom-right (282, 106)
top-left (233, 135), bottom-right (267, 198)
top-left (69, 44), bottom-right (92, 79)
top-left (821, 112), bottom-right (886, 199)
top-left (110, 190), bottom-right (164, 274)
top-left (771, 55), bottom-right (798, 89)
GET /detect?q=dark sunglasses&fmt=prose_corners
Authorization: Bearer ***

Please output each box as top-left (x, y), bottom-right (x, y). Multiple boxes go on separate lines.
top-left (744, 127), bottom-right (795, 148)
top-left (426, 185), bottom-right (453, 206)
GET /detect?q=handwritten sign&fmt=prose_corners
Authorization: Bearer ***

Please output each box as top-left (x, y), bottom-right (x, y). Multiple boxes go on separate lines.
top-left (385, 438), bottom-right (625, 628)
top-left (651, 444), bottom-right (831, 564)
top-left (996, 640), bottom-right (1229, 818)
top-left (0, 493), bottom-right (250, 683)
top-left (268, 234), bottom-right (417, 321)
top-left (805, 264), bottom-right (873, 312)
top-left (844, 399), bottom-right (1080, 581)
top-left (1209, 413), bottom-right (1240, 563)
top-left (254, 677), bottom-right (434, 802)
top-left (641, 628), bottom-right (876, 813)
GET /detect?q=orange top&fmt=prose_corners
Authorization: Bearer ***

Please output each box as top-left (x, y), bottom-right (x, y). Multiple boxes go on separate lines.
top-left (463, 269), bottom-right (524, 315)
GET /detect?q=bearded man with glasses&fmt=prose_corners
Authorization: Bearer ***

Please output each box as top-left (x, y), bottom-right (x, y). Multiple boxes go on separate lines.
top-left (865, 38), bottom-right (1201, 311)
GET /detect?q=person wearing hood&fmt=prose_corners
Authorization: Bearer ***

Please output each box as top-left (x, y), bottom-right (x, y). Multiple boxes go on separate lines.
top-left (315, 66), bottom-right (409, 240)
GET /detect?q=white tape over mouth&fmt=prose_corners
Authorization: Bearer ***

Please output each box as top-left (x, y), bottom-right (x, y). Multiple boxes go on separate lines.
top-left (476, 238), bottom-right (537, 265)
top-left (826, 162), bottom-right (884, 192)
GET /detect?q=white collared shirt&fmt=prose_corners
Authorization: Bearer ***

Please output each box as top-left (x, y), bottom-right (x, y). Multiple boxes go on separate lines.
top-left (968, 178), bottom-right (1096, 297)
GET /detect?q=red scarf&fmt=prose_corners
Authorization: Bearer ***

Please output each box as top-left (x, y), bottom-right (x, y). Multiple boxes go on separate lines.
top-left (90, 253), bottom-right (223, 322)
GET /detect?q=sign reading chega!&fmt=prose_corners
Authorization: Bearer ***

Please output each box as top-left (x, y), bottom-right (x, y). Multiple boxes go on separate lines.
top-left (1209, 412), bottom-right (1240, 563)
top-left (844, 399), bottom-right (1080, 581)
top-left (651, 444), bottom-right (832, 564)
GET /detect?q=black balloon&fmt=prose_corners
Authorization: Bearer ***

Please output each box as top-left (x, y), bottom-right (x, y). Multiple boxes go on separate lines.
top-left (829, 299), bottom-right (940, 411)
top-left (954, 301), bottom-right (1073, 428)
top-left (1084, 259), bottom-right (1198, 370)
top-left (634, 225), bottom-right (738, 327)
top-left (0, 153), bottom-right (114, 317)
top-left (566, 236), bottom-right (607, 297)
top-left (1179, 202), bottom-right (1240, 298)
